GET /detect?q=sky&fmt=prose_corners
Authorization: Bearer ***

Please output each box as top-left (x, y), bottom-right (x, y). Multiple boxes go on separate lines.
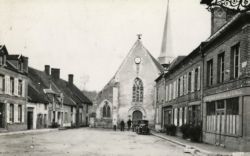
top-left (0, 0), bottom-right (211, 91)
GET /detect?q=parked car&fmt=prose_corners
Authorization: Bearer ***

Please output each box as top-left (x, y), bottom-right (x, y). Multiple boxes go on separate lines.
top-left (135, 120), bottom-right (150, 135)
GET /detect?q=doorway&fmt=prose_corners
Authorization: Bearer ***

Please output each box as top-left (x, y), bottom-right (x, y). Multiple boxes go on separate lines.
top-left (27, 108), bottom-right (34, 129)
top-left (132, 110), bottom-right (142, 122)
top-left (215, 110), bottom-right (225, 146)
top-left (0, 104), bottom-right (4, 128)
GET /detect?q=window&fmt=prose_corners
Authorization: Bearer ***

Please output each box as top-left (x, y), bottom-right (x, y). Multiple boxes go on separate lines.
top-left (0, 74), bottom-right (4, 92)
top-left (18, 80), bottom-right (23, 96)
top-left (18, 62), bottom-right (23, 72)
top-left (188, 72), bottom-right (192, 92)
top-left (218, 52), bottom-right (225, 83)
top-left (207, 59), bottom-right (213, 86)
top-left (0, 56), bottom-right (3, 66)
top-left (10, 77), bottom-right (14, 95)
top-left (18, 105), bottom-right (22, 122)
top-left (9, 104), bottom-right (14, 123)
top-left (226, 97), bottom-right (239, 115)
top-left (102, 102), bottom-right (111, 118)
top-left (132, 78), bottom-right (143, 102)
top-left (194, 68), bottom-right (199, 91)
top-left (207, 102), bottom-right (215, 115)
top-left (231, 43), bottom-right (240, 79)
top-left (178, 78), bottom-right (181, 97)
top-left (217, 100), bottom-right (225, 109)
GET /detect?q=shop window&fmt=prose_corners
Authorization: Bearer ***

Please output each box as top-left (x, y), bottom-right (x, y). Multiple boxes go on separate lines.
top-left (226, 97), bottom-right (239, 115)
top-left (207, 102), bottom-right (215, 115)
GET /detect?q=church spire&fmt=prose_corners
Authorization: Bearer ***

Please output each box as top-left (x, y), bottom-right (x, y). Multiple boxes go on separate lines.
top-left (158, 0), bottom-right (174, 65)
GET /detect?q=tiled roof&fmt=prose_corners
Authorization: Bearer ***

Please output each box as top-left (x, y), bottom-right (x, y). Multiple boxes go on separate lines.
top-left (28, 67), bottom-right (76, 106)
top-left (52, 78), bottom-right (92, 106)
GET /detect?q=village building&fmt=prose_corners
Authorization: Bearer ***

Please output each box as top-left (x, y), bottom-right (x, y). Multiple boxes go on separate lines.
top-left (0, 45), bottom-right (28, 132)
top-left (95, 36), bottom-right (164, 128)
top-left (27, 65), bottom-right (92, 129)
top-left (155, 48), bottom-right (203, 134)
top-left (154, 5), bottom-right (250, 151)
top-left (202, 8), bottom-right (250, 151)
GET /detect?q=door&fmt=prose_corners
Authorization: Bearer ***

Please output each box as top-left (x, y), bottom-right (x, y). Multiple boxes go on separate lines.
top-left (215, 110), bottom-right (225, 146)
top-left (132, 110), bottom-right (142, 122)
top-left (0, 104), bottom-right (4, 128)
top-left (27, 111), bottom-right (33, 129)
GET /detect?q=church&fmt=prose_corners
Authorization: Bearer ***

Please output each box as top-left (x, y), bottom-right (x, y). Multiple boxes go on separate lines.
top-left (95, 35), bottom-right (164, 128)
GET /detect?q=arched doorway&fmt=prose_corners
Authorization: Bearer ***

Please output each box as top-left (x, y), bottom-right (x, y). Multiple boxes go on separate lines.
top-left (132, 110), bottom-right (142, 122)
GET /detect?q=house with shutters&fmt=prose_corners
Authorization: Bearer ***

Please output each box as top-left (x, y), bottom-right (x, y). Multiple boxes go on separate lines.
top-left (155, 48), bottom-right (203, 134)
top-left (0, 45), bottom-right (28, 132)
top-left (27, 65), bottom-right (92, 129)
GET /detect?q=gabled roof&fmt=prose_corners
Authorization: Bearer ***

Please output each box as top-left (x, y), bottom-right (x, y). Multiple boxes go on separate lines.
top-left (0, 45), bottom-right (8, 55)
top-left (52, 78), bottom-right (92, 106)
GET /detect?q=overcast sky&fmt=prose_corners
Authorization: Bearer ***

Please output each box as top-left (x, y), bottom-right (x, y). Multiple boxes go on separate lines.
top-left (0, 0), bottom-right (210, 91)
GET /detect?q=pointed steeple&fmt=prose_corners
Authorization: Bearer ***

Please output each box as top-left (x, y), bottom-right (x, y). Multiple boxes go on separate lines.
top-left (158, 0), bottom-right (174, 65)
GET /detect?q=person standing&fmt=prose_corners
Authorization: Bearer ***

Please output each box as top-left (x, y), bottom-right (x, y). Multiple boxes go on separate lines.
top-left (127, 119), bottom-right (132, 131)
top-left (120, 120), bottom-right (125, 131)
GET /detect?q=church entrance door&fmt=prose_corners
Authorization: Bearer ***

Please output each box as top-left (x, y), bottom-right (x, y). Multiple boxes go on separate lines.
top-left (132, 110), bottom-right (142, 122)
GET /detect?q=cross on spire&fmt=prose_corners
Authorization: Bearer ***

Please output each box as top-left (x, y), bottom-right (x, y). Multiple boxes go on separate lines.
top-left (137, 34), bottom-right (142, 40)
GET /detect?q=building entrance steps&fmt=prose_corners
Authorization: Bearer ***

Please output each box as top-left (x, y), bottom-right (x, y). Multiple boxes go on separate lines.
top-left (151, 131), bottom-right (250, 156)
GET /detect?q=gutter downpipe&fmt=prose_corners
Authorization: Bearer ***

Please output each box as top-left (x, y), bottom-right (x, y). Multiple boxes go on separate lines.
top-left (200, 43), bottom-right (205, 142)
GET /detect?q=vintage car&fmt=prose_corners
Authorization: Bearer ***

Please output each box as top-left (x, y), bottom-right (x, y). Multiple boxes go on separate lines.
top-left (135, 120), bottom-right (150, 135)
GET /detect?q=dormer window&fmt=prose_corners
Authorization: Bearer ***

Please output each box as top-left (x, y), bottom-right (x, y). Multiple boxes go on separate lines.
top-left (18, 62), bottom-right (23, 72)
top-left (0, 56), bottom-right (4, 66)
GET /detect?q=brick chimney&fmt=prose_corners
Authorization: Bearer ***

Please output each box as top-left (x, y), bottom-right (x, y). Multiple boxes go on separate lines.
top-left (68, 74), bottom-right (74, 85)
top-left (51, 68), bottom-right (60, 79)
top-left (23, 56), bottom-right (29, 73)
top-left (211, 7), bottom-right (237, 35)
top-left (44, 65), bottom-right (50, 75)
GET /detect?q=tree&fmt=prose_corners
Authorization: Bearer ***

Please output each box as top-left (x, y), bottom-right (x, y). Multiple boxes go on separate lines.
top-left (201, 0), bottom-right (250, 12)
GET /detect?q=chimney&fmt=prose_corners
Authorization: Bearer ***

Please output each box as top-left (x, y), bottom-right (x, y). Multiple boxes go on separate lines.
top-left (23, 57), bottom-right (29, 73)
top-left (44, 65), bottom-right (50, 75)
top-left (51, 68), bottom-right (60, 79)
top-left (68, 74), bottom-right (74, 85)
top-left (211, 7), bottom-right (237, 35)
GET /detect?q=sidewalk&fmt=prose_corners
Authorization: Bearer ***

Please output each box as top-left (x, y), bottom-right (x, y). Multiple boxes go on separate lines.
top-left (0, 128), bottom-right (58, 136)
top-left (151, 131), bottom-right (248, 156)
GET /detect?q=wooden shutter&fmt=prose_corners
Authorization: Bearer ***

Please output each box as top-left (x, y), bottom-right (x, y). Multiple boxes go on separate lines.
top-left (166, 85), bottom-right (169, 102)
top-left (173, 81), bottom-right (176, 99)
top-left (5, 75), bottom-right (10, 94)
top-left (191, 69), bottom-right (195, 92)
top-left (14, 78), bottom-right (18, 96)
top-left (6, 103), bottom-right (9, 123)
top-left (197, 66), bottom-right (201, 91)
top-left (22, 80), bottom-right (25, 97)
top-left (184, 74), bottom-right (188, 95)
top-left (180, 76), bottom-right (183, 96)
top-left (176, 79), bottom-right (179, 98)
top-left (14, 104), bottom-right (18, 123)
top-left (22, 105), bottom-right (25, 123)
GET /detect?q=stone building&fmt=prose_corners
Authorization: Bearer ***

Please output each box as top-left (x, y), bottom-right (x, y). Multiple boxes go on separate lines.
top-left (0, 45), bottom-right (28, 132)
top-left (155, 49), bottom-right (203, 133)
top-left (95, 36), bottom-right (164, 128)
top-left (155, 6), bottom-right (250, 151)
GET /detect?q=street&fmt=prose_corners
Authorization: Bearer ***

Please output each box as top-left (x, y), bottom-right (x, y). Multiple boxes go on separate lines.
top-left (0, 128), bottom-right (190, 156)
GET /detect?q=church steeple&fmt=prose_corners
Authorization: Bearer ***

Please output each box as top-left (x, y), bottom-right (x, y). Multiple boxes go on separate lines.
top-left (158, 0), bottom-right (174, 65)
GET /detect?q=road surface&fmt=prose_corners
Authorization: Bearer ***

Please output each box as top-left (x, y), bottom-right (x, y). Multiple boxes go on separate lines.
top-left (0, 128), bottom-right (190, 156)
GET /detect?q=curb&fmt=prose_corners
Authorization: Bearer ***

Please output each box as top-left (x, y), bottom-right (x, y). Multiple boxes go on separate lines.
top-left (151, 132), bottom-right (233, 156)
top-left (0, 128), bottom-right (58, 136)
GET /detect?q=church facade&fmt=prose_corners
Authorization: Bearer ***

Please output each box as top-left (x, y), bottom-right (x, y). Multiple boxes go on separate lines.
top-left (95, 37), bottom-right (164, 128)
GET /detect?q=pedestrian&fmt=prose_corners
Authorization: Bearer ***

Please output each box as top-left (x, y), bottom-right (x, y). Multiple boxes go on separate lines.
top-left (127, 119), bottom-right (132, 131)
top-left (120, 120), bottom-right (125, 131)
